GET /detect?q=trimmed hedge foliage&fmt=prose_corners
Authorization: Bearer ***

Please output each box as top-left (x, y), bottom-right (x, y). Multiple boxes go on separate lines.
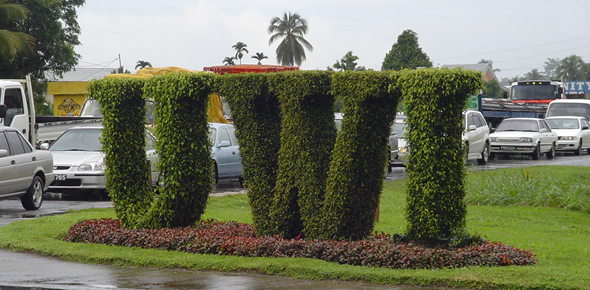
top-left (321, 71), bottom-right (401, 240)
top-left (141, 72), bottom-right (215, 229)
top-left (398, 68), bottom-right (483, 242)
top-left (268, 70), bottom-right (335, 239)
top-left (88, 77), bottom-right (151, 228)
top-left (215, 73), bottom-right (281, 236)
top-left (89, 73), bottom-right (215, 229)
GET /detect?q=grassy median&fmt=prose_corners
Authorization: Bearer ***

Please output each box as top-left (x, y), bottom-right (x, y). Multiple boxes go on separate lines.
top-left (1, 165), bottom-right (589, 289)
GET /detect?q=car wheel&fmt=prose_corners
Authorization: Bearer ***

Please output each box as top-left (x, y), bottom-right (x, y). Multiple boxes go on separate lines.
top-left (531, 143), bottom-right (541, 160)
top-left (546, 142), bottom-right (556, 159)
top-left (212, 162), bottom-right (219, 185)
top-left (21, 175), bottom-right (44, 210)
top-left (574, 140), bottom-right (582, 156)
top-left (477, 142), bottom-right (490, 165)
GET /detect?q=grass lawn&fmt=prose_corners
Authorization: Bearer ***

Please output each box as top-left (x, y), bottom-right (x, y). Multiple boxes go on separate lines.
top-left (1, 165), bottom-right (589, 289)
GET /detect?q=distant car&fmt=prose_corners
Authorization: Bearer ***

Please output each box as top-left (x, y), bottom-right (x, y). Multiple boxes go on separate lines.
top-left (391, 115), bottom-right (408, 165)
top-left (334, 113), bottom-right (399, 170)
top-left (545, 116), bottom-right (590, 155)
top-left (42, 125), bottom-right (158, 197)
top-left (208, 123), bottom-right (243, 184)
top-left (463, 110), bottom-right (491, 165)
top-left (0, 126), bottom-right (54, 210)
top-left (489, 118), bottom-right (558, 160)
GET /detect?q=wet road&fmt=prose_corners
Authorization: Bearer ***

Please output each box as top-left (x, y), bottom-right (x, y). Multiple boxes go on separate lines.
top-left (1, 153), bottom-right (589, 289)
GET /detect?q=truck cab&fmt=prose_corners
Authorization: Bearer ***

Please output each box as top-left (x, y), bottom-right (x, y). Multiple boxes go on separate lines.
top-left (0, 79), bottom-right (34, 143)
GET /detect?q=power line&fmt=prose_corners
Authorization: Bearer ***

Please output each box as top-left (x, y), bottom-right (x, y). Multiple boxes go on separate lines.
top-left (433, 35), bottom-right (590, 62)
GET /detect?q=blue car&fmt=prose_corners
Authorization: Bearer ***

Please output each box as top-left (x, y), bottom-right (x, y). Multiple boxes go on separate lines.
top-left (208, 123), bottom-right (243, 184)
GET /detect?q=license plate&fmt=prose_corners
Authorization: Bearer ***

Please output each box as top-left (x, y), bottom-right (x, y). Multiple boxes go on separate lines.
top-left (501, 146), bottom-right (515, 151)
top-left (55, 174), bottom-right (67, 181)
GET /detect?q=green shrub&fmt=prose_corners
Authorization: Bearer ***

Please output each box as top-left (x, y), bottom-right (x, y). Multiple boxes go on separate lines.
top-left (215, 73), bottom-right (281, 236)
top-left (268, 70), bottom-right (335, 239)
top-left (140, 72), bottom-right (215, 228)
top-left (398, 68), bottom-right (483, 242)
top-left (88, 77), bottom-right (152, 228)
top-left (320, 71), bottom-right (401, 240)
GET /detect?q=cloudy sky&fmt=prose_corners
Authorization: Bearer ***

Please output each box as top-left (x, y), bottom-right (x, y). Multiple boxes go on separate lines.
top-left (75, 0), bottom-right (590, 80)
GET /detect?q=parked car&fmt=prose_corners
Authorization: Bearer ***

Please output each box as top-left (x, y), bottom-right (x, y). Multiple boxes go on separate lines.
top-left (0, 126), bottom-right (54, 210)
top-left (41, 125), bottom-right (158, 197)
top-left (463, 110), bottom-right (491, 165)
top-left (208, 123), bottom-right (243, 184)
top-left (489, 118), bottom-right (558, 160)
top-left (391, 115), bottom-right (408, 165)
top-left (545, 116), bottom-right (590, 155)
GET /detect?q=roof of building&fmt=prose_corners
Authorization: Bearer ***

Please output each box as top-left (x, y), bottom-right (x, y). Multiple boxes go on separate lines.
top-left (442, 63), bottom-right (507, 91)
top-left (47, 67), bottom-right (117, 82)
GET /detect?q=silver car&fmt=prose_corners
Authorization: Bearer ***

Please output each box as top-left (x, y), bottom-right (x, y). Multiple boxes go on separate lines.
top-left (43, 126), bottom-right (158, 197)
top-left (0, 126), bottom-right (54, 210)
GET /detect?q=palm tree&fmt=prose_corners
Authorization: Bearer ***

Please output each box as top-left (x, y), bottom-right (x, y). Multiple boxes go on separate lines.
top-left (232, 42), bottom-right (248, 64)
top-left (135, 60), bottom-right (152, 70)
top-left (0, 2), bottom-right (34, 60)
top-left (252, 52), bottom-right (268, 65)
top-left (268, 12), bottom-right (313, 66)
top-left (555, 55), bottom-right (586, 81)
top-left (223, 56), bottom-right (236, 66)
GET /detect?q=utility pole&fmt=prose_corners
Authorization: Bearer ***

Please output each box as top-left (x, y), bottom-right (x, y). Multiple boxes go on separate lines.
top-left (118, 54), bottom-right (122, 69)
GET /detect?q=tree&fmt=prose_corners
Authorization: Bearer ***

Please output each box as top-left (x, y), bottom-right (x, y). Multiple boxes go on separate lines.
top-left (481, 79), bottom-right (503, 98)
top-left (232, 41), bottom-right (248, 64)
top-left (543, 58), bottom-right (561, 80)
top-left (0, 0), bottom-right (85, 116)
top-left (223, 56), bottom-right (236, 66)
top-left (478, 59), bottom-right (500, 73)
top-left (268, 11), bottom-right (313, 66)
top-left (555, 55), bottom-right (586, 81)
top-left (523, 68), bottom-right (545, 80)
top-left (252, 52), bottom-right (268, 65)
top-left (135, 60), bottom-right (152, 70)
top-left (382, 29), bottom-right (432, 71)
top-left (332, 51), bottom-right (366, 71)
top-left (111, 66), bottom-right (130, 74)
top-left (0, 2), bottom-right (34, 60)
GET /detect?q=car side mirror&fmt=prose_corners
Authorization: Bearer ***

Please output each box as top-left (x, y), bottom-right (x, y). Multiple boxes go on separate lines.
top-left (217, 141), bottom-right (231, 148)
top-left (0, 149), bottom-right (8, 157)
top-left (39, 143), bottom-right (50, 150)
top-left (0, 104), bottom-right (6, 118)
top-left (468, 125), bottom-right (477, 131)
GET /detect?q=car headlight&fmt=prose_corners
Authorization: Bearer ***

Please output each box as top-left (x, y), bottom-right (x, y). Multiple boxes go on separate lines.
top-left (519, 137), bottom-right (533, 143)
top-left (78, 162), bottom-right (104, 171)
top-left (559, 136), bottom-right (577, 141)
top-left (490, 137), bottom-right (498, 142)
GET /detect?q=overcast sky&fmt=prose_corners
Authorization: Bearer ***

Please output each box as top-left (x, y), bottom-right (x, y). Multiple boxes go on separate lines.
top-left (75, 0), bottom-right (590, 80)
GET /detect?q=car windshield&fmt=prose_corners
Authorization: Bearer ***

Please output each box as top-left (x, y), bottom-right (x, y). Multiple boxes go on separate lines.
top-left (545, 119), bottom-right (580, 130)
top-left (511, 84), bottom-right (556, 101)
top-left (48, 129), bottom-right (102, 151)
top-left (496, 120), bottom-right (539, 132)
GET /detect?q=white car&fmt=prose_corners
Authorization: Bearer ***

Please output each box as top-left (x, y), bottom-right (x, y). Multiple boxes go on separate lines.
top-left (463, 110), bottom-right (491, 165)
top-left (42, 125), bottom-right (158, 198)
top-left (490, 118), bottom-right (558, 160)
top-left (545, 116), bottom-right (590, 155)
top-left (393, 110), bottom-right (491, 165)
top-left (0, 126), bottom-right (54, 210)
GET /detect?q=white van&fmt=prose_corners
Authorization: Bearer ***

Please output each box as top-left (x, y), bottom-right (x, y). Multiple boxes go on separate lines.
top-left (546, 99), bottom-right (590, 120)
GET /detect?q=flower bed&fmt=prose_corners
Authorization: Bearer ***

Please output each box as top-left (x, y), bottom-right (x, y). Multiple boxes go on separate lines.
top-left (64, 219), bottom-right (536, 270)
